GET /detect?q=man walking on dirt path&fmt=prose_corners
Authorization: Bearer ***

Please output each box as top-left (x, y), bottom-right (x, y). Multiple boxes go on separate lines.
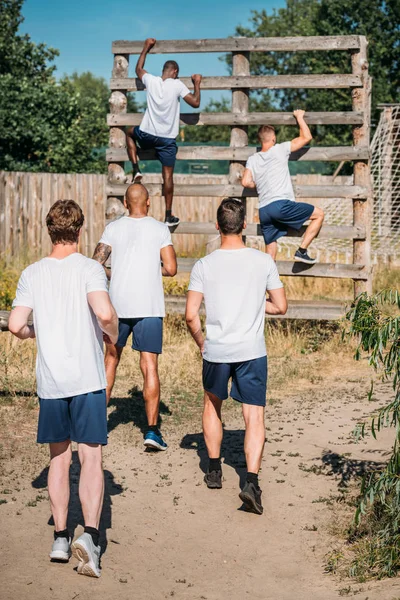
top-left (93, 183), bottom-right (177, 451)
top-left (185, 198), bottom-right (287, 514)
top-left (9, 200), bottom-right (119, 577)
top-left (242, 110), bottom-right (324, 264)
top-left (126, 37), bottom-right (202, 228)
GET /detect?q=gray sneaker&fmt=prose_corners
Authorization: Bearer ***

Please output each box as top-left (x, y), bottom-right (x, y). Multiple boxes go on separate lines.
top-left (49, 536), bottom-right (71, 562)
top-left (72, 532), bottom-right (101, 578)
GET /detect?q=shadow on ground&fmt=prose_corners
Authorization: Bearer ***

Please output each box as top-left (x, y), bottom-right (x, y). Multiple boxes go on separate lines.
top-left (32, 451), bottom-right (123, 555)
top-left (321, 450), bottom-right (386, 488)
top-left (180, 428), bottom-right (248, 487)
top-left (107, 385), bottom-right (172, 434)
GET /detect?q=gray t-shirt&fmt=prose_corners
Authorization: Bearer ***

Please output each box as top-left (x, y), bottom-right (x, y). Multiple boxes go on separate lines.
top-left (246, 141), bottom-right (295, 209)
top-left (188, 248), bottom-right (283, 363)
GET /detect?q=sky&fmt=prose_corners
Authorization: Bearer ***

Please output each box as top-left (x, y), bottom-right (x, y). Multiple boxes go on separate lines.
top-left (19, 0), bottom-right (286, 109)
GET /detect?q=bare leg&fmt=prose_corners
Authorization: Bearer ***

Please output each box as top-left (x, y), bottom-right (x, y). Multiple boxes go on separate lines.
top-left (202, 391), bottom-right (223, 459)
top-left (162, 165), bottom-right (174, 215)
top-left (300, 206), bottom-right (324, 249)
top-left (265, 241), bottom-right (277, 260)
top-left (48, 441), bottom-right (72, 531)
top-left (242, 404), bottom-right (265, 474)
top-left (126, 127), bottom-right (139, 165)
top-left (104, 343), bottom-right (123, 405)
top-left (140, 352), bottom-right (160, 427)
top-left (78, 443), bottom-right (104, 530)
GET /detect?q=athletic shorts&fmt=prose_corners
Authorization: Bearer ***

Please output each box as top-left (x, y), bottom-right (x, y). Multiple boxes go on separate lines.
top-left (117, 317), bottom-right (163, 354)
top-left (132, 126), bottom-right (178, 167)
top-left (259, 200), bottom-right (315, 245)
top-left (203, 356), bottom-right (267, 407)
top-left (37, 390), bottom-right (107, 445)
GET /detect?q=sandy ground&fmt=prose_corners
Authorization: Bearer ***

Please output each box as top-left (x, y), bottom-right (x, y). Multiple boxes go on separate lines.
top-left (1, 366), bottom-right (400, 600)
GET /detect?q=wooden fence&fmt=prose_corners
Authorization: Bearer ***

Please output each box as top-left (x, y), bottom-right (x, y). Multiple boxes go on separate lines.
top-left (108, 35), bottom-right (372, 296)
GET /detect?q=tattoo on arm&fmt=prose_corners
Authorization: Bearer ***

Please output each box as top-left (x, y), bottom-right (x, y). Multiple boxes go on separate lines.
top-left (92, 243), bottom-right (112, 265)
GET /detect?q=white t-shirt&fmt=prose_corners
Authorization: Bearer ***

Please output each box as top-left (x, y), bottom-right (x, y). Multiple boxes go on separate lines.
top-left (188, 248), bottom-right (283, 363)
top-left (140, 73), bottom-right (190, 139)
top-left (12, 254), bottom-right (108, 399)
top-left (99, 216), bottom-right (173, 318)
top-left (246, 142), bottom-right (295, 209)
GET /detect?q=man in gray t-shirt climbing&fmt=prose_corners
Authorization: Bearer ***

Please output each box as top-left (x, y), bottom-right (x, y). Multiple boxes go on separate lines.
top-left (242, 110), bottom-right (324, 264)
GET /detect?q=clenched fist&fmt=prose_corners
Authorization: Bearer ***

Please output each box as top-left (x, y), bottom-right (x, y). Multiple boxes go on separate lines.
top-left (144, 38), bottom-right (156, 50)
top-left (293, 109), bottom-right (306, 120)
top-left (191, 74), bottom-right (202, 85)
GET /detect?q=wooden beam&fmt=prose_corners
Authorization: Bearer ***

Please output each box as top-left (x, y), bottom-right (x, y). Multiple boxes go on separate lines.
top-left (112, 36), bottom-right (361, 54)
top-left (173, 222), bottom-right (366, 240)
top-left (163, 297), bottom-right (345, 321)
top-left (351, 36), bottom-right (372, 296)
top-left (176, 258), bottom-right (368, 280)
top-left (110, 74), bottom-right (362, 92)
top-left (107, 183), bottom-right (369, 199)
top-left (107, 111), bottom-right (365, 127)
top-left (106, 146), bottom-right (370, 162)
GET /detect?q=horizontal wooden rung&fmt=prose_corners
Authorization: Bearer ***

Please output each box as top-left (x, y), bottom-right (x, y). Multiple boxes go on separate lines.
top-left (107, 183), bottom-right (369, 199)
top-left (107, 111), bottom-right (365, 127)
top-left (112, 36), bottom-right (362, 55)
top-left (110, 74), bottom-right (362, 92)
top-left (106, 146), bottom-right (369, 163)
top-left (177, 258), bottom-right (368, 280)
top-left (173, 223), bottom-right (365, 240)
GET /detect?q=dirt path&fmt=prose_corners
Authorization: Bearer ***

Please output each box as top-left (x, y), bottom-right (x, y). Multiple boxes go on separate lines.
top-left (1, 369), bottom-right (400, 600)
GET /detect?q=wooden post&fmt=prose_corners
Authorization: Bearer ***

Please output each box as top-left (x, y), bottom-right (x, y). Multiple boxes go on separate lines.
top-left (107, 53), bottom-right (130, 219)
top-left (229, 51), bottom-right (250, 240)
top-left (351, 37), bottom-right (372, 296)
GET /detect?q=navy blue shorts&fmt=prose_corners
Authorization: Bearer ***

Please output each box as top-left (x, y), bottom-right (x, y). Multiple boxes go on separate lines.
top-left (117, 317), bottom-right (163, 354)
top-left (203, 356), bottom-right (267, 407)
top-left (132, 126), bottom-right (177, 167)
top-left (259, 200), bottom-right (315, 245)
top-left (37, 390), bottom-right (107, 445)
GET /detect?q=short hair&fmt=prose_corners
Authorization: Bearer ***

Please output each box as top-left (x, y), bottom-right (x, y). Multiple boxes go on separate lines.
top-left (257, 125), bottom-right (276, 143)
top-left (217, 198), bottom-right (245, 235)
top-left (46, 200), bottom-right (84, 245)
top-left (163, 60), bottom-right (179, 74)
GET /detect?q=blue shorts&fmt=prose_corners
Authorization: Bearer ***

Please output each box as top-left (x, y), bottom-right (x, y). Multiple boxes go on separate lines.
top-left (117, 317), bottom-right (163, 354)
top-left (37, 390), bottom-right (107, 445)
top-left (203, 356), bottom-right (267, 407)
top-left (133, 126), bottom-right (177, 167)
top-left (259, 200), bottom-right (315, 245)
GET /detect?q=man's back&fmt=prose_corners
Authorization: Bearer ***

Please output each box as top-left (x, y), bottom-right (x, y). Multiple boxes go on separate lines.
top-left (13, 253), bottom-right (107, 399)
top-left (140, 73), bottom-right (190, 139)
top-left (189, 248), bottom-right (283, 363)
top-left (99, 216), bottom-right (172, 318)
top-left (246, 141), bottom-right (294, 208)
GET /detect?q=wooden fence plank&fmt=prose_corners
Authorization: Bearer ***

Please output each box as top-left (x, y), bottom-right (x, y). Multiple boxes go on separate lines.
top-left (112, 36), bottom-right (361, 54)
top-left (174, 222), bottom-right (365, 239)
top-left (107, 182), bottom-right (369, 199)
top-left (106, 145), bottom-right (369, 162)
top-left (110, 74), bottom-right (362, 92)
top-left (177, 258), bottom-right (368, 279)
top-left (107, 111), bottom-right (365, 127)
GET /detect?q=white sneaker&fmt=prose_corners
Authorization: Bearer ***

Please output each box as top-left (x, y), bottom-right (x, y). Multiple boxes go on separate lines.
top-left (49, 536), bottom-right (71, 562)
top-left (72, 533), bottom-right (101, 578)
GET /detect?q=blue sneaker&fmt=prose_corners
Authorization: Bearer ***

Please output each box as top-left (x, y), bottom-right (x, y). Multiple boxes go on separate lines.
top-left (144, 430), bottom-right (168, 451)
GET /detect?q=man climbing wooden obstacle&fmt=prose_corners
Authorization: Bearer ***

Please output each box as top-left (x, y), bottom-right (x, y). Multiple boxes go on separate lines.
top-left (126, 37), bottom-right (202, 227)
top-left (242, 110), bottom-right (325, 264)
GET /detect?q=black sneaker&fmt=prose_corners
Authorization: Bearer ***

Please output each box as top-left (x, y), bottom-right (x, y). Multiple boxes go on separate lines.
top-left (294, 249), bottom-right (316, 264)
top-left (204, 469), bottom-right (222, 489)
top-left (165, 215), bottom-right (180, 228)
top-left (239, 481), bottom-right (263, 515)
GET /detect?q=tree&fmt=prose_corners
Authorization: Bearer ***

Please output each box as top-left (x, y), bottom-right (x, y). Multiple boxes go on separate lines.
top-left (185, 0), bottom-right (400, 146)
top-left (345, 290), bottom-right (400, 578)
top-left (0, 1), bottom-right (137, 173)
